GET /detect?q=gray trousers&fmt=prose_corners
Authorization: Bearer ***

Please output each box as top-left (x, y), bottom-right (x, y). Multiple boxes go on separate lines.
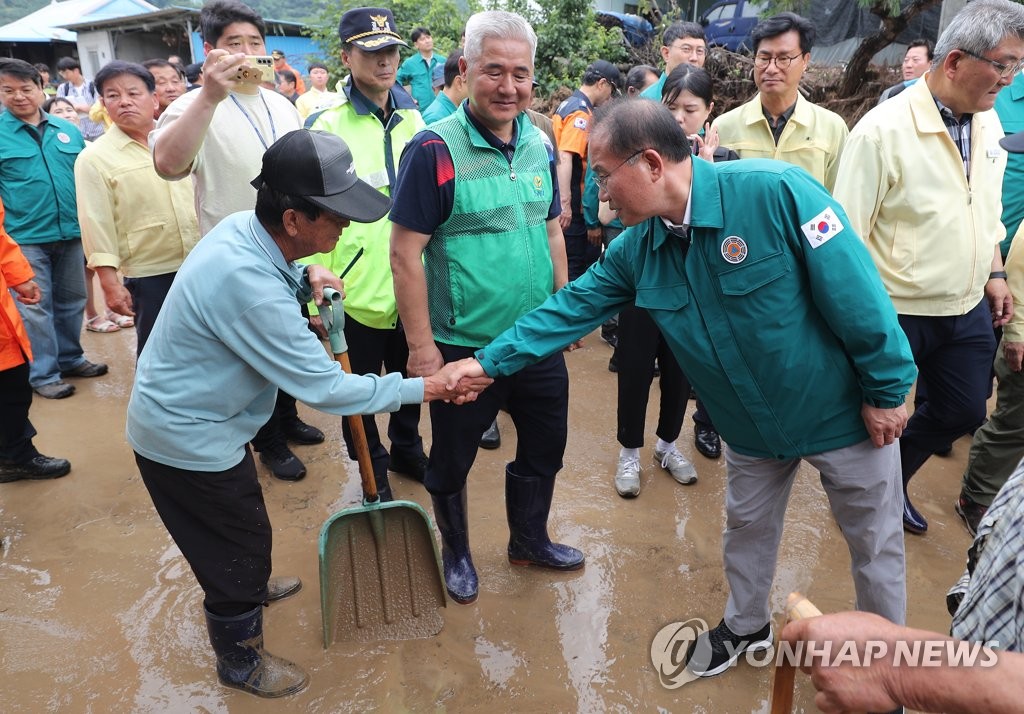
top-left (723, 438), bottom-right (906, 634)
top-left (961, 345), bottom-right (1024, 507)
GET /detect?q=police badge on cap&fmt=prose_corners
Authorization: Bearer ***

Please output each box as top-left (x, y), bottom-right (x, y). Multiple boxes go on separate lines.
top-left (338, 7), bottom-right (408, 50)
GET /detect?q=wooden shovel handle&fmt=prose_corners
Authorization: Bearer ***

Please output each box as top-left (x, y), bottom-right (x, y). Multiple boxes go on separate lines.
top-left (769, 592), bottom-right (824, 714)
top-left (337, 350), bottom-right (378, 501)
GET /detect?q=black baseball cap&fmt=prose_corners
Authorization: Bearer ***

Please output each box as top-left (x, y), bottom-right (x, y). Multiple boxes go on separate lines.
top-left (1000, 130), bottom-right (1024, 154)
top-left (338, 7), bottom-right (407, 50)
top-left (251, 130), bottom-right (391, 224)
top-left (584, 60), bottom-right (623, 94)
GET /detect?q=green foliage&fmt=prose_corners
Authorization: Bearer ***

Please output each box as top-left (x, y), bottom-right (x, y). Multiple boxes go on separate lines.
top-left (303, 0), bottom-right (627, 97)
top-left (520, 0), bottom-right (627, 95)
top-left (304, 0), bottom-right (473, 82)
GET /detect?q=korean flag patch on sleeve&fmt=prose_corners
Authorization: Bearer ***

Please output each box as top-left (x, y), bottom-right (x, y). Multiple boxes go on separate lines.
top-left (801, 207), bottom-right (844, 249)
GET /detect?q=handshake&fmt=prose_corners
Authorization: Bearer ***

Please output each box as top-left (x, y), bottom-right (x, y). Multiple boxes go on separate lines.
top-left (421, 358), bottom-right (491, 405)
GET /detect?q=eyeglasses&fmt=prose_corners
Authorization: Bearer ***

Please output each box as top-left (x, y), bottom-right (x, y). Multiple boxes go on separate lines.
top-left (753, 53), bottom-right (804, 70)
top-left (958, 48), bottom-right (1024, 79)
top-left (669, 42), bottom-right (707, 57)
top-left (594, 148), bottom-right (647, 191)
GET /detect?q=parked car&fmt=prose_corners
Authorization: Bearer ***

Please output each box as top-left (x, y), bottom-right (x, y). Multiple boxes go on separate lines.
top-left (700, 0), bottom-right (767, 53)
top-left (596, 11), bottom-right (656, 48)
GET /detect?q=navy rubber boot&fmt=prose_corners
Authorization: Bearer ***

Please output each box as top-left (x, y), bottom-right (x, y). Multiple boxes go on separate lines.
top-left (902, 473), bottom-right (928, 535)
top-left (505, 465), bottom-right (585, 570)
top-left (205, 606), bottom-right (308, 698)
top-left (431, 489), bottom-right (478, 604)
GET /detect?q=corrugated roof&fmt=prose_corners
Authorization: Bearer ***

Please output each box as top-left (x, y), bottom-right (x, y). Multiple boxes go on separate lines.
top-left (0, 0), bottom-right (157, 43)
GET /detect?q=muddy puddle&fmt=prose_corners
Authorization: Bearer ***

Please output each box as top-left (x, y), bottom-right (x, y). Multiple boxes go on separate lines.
top-left (0, 326), bottom-right (975, 712)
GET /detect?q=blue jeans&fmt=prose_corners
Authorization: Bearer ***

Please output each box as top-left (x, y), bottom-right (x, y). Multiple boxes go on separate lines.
top-left (16, 239), bottom-right (87, 387)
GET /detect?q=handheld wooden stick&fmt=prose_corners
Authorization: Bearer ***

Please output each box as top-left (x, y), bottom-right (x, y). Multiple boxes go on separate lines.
top-left (769, 592), bottom-right (823, 714)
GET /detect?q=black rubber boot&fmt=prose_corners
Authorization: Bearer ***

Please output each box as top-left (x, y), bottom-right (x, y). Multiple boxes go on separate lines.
top-left (505, 465), bottom-right (585, 570)
top-left (205, 606), bottom-right (309, 698)
top-left (373, 468), bottom-right (394, 503)
top-left (431, 489), bottom-right (478, 604)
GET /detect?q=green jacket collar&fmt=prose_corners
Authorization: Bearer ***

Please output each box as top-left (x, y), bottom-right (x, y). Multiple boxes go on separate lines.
top-left (650, 157), bottom-right (724, 251)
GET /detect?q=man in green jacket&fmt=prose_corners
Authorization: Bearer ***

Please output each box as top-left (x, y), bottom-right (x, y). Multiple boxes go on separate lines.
top-left (306, 7), bottom-right (428, 497)
top-left (449, 99), bottom-right (917, 680)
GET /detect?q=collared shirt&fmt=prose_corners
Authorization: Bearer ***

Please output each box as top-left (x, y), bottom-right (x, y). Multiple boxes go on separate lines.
top-left (76, 124), bottom-right (200, 278)
top-left (0, 110), bottom-right (84, 244)
top-left (397, 51), bottom-right (445, 111)
top-left (712, 93), bottom-right (849, 191)
top-left (126, 211), bottom-right (424, 472)
top-left (950, 465), bottom-right (1024, 651)
top-left (762, 101), bottom-right (796, 145)
top-left (935, 96), bottom-right (973, 178)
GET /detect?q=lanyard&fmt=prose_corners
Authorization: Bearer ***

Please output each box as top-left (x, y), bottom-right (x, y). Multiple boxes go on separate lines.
top-left (230, 92), bottom-right (277, 150)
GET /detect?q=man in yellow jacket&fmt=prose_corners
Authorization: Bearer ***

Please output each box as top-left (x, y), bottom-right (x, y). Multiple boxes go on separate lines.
top-left (712, 12), bottom-right (847, 191)
top-left (0, 198), bottom-right (72, 482)
top-left (834, 0), bottom-right (1024, 535)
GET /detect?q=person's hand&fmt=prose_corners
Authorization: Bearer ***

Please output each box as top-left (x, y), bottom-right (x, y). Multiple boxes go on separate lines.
top-left (558, 203), bottom-right (572, 230)
top-left (861, 403), bottom-right (907, 447)
top-left (423, 358), bottom-right (493, 403)
top-left (306, 265), bottom-right (343, 308)
top-left (1005, 340), bottom-right (1024, 372)
top-left (587, 226), bottom-right (603, 246)
top-left (691, 122), bottom-right (719, 163)
top-left (782, 612), bottom-right (907, 713)
top-left (200, 49), bottom-right (247, 103)
top-left (12, 280), bottom-right (40, 305)
top-left (308, 314), bottom-right (326, 339)
top-left (102, 282), bottom-right (134, 317)
top-left (407, 343), bottom-right (444, 378)
top-left (985, 276), bottom-right (1013, 327)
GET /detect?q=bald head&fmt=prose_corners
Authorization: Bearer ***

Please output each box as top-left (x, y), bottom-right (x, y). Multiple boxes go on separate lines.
top-left (591, 98), bottom-right (690, 163)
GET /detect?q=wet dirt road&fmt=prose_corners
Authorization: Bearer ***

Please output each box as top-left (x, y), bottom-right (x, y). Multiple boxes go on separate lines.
top-left (1, 326), bottom-right (975, 713)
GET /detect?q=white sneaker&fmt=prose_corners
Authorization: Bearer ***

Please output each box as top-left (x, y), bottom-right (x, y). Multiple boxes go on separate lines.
top-left (614, 454), bottom-right (641, 497)
top-left (654, 445), bottom-right (697, 485)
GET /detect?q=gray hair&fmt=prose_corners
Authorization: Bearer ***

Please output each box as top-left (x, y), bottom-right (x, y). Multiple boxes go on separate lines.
top-left (933, 0), bottom-right (1024, 67)
top-left (463, 11), bottom-right (537, 67)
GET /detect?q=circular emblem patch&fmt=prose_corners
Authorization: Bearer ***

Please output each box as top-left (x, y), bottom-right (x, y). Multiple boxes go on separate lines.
top-left (56, 132), bottom-right (71, 144)
top-left (721, 235), bottom-right (747, 264)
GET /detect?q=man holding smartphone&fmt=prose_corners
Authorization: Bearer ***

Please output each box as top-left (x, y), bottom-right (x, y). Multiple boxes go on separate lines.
top-left (150, 0), bottom-right (324, 482)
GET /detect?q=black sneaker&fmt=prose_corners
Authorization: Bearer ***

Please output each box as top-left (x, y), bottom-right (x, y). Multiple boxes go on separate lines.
top-left (685, 619), bottom-right (773, 678)
top-left (954, 493), bottom-right (988, 538)
top-left (257, 441), bottom-right (306, 481)
top-left (388, 451), bottom-right (428, 482)
top-left (0, 454), bottom-right (72, 483)
top-left (281, 417), bottom-right (324, 445)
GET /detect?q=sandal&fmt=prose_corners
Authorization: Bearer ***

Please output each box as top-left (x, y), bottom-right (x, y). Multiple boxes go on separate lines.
top-left (107, 312), bottom-right (134, 328)
top-left (86, 315), bottom-right (120, 333)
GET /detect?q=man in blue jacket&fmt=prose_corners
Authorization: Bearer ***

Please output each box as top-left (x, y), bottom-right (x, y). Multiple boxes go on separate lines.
top-left (0, 59), bottom-right (107, 399)
top-left (449, 99), bottom-right (917, 680)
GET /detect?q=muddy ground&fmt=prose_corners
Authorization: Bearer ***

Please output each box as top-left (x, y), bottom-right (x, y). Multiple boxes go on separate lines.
top-left (1, 324), bottom-right (975, 713)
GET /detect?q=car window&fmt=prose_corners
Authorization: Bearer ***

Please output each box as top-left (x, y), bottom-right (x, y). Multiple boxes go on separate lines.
top-left (718, 3), bottom-right (737, 19)
top-left (741, 1), bottom-right (766, 18)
